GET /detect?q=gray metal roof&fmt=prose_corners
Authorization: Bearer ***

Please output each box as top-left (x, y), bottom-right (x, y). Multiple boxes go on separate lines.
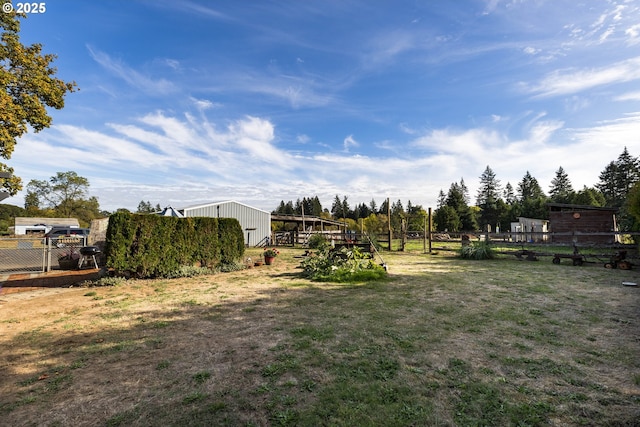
top-left (180, 200), bottom-right (270, 215)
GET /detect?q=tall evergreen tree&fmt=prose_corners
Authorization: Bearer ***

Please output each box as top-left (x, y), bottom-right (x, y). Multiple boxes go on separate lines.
top-left (476, 166), bottom-right (503, 230)
top-left (369, 199), bottom-right (377, 214)
top-left (573, 186), bottom-right (605, 207)
top-left (503, 182), bottom-right (517, 205)
top-left (439, 181), bottom-right (477, 231)
top-left (284, 201), bottom-right (294, 214)
top-left (310, 196), bottom-right (323, 216)
top-left (331, 195), bottom-right (351, 219)
top-left (517, 171), bottom-right (545, 201)
top-left (596, 147), bottom-right (640, 208)
top-left (459, 178), bottom-right (470, 205)
top-left (517, 171), bottom-right (548, 219)
top-left (436, 190), bottom-right (447, 209)
top-left (549, 166), bottom-right (574, 204)
top-left (434, 205), bottom-right (461, 232)
top-left (446, 183), bottom-right (466, 212)
top-left (274, 200), bottom-right (286, 214)
top-left (476, 166), bottom-right (501, 206)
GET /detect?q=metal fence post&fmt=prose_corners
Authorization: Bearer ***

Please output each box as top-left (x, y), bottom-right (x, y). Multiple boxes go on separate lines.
top-left (46, 238), bottom-right (52, 272)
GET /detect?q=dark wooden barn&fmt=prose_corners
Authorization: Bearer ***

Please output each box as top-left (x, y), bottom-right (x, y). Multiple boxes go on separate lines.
top-left (548, 203), bottom-right (619, 245)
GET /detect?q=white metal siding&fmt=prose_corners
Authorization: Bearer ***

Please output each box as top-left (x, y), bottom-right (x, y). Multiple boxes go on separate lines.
top-left (182, 201), bottom-right (270, 246)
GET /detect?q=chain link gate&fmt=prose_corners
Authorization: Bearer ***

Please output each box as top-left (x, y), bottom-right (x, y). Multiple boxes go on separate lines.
top-left (0, 236), bottom-right (88, 274)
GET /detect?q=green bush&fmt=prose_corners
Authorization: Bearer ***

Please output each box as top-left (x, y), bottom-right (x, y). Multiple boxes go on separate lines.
top-left (104, 213), bottom-right (244, 278)
top-left (307, 233), bottom-right (327, 249)
top-left (219, 261), bottom-right (246, 272)
top-left (300, 245), bottom-right (387, 282)
top-left (218, 218), bottom-right (245, 264)
top-left (460, 241), bottom-right (495, 260)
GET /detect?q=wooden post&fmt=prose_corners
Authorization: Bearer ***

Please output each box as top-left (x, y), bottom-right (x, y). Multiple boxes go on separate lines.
top-left (428, 207), bottom-right (432, 254)
top-left (387, 197), bottom-right (392, 251)
top-left (401, 218), bottom-right (406, 252)
top-left (423, 212), bottom-right (427, 253)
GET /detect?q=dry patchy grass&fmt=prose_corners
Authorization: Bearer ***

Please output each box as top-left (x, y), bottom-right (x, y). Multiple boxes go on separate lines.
top-left (1, 248), bottom-right (639, 426)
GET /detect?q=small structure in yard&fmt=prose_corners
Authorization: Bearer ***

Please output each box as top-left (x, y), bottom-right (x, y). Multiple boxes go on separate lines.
top-left (178, 200), bottom-right (270, 247)
top-left (157, 206), bottom-right (184, 218)
top-left (510, 217), bottom-right (549, 242)
top-left (548, 203), bottom-right (619, 245)
top-left (12, 217), bottom-right (80, 235)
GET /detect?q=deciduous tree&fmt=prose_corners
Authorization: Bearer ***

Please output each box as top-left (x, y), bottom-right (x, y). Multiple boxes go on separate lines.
top-left (25, 171), bottom-right (99, 225)
top-left (1, 11), bottom-right (77, 194)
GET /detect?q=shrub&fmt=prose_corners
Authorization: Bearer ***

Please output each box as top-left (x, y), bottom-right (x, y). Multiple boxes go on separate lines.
top-left (307, 233), bottom-right (327, 249)
top-left (218, 218), bottom-right (245, 264)
top-left (104, 213), bottom-right (244, 278)
top-left (300, 245), bottom-right (387, 282)
top-left (219, 261), bottom-right (246, 272)
top-left (460, 241), bottom-right (495, 260)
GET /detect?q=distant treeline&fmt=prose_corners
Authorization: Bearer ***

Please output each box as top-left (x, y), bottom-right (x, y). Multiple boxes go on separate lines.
top-left (273, 147), bottom-right (640, 234)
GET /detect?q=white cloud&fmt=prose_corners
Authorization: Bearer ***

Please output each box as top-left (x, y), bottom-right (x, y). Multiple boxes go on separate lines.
top-left (524, 56), bottom-right (640, 97)
top-left (363, 30), bottom-right (416, 67)
top-left (564, 96), bottom-right (591, 113)
top-left (189, 97), bottom-right (220, 110)
top-left (481, 0), bottom-right (501, 16)
top-left (343, 135), bottom-right (359, 152)
top-left (228, 116), bottom-right (290, 168)
top-left (626, 23), bottom-right (640, 44)
top-left (8, 105), bottom-right (640, 213)
top-left (399, 123), bottom-right (416, 135)
top-left (296, 134), bottom-right (310, 144)
top-left (87, 46), bottom-right (176, 95)
top-left (615, 91), bottom-right (640, 101)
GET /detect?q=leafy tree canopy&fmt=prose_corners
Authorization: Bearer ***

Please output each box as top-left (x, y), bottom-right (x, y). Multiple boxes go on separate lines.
top-left (1, 11), bottom-right (77, 195)
top-left (25, 171), bottom-right (100, 225)
top-left (137, 200), bottom-right (161, 214)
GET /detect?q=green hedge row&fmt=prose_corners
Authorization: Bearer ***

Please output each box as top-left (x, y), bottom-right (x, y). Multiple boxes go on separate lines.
top-left (104, 212), bottom-right (244, 278)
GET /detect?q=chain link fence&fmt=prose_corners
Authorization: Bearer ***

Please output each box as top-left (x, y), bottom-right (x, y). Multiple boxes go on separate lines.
top-left (0, 236), bottom-right (89, 274)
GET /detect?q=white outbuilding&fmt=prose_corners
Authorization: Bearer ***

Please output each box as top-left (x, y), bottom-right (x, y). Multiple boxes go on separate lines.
top-left (178, 200), bottom-right (271, 247)
top-left (13, 217), bottom-right (80, 235)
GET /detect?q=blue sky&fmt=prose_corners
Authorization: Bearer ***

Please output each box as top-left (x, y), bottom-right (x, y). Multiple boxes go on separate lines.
top-left (6, 0), bottom-right (640, 212)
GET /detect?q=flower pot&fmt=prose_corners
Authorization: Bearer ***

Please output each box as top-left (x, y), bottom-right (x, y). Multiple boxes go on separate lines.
top-left (264, 256), bottom-right (275, 265)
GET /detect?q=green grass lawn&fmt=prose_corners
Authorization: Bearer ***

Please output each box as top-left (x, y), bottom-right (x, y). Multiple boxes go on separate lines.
top-left (1, 248), bottom-right (639, 426)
